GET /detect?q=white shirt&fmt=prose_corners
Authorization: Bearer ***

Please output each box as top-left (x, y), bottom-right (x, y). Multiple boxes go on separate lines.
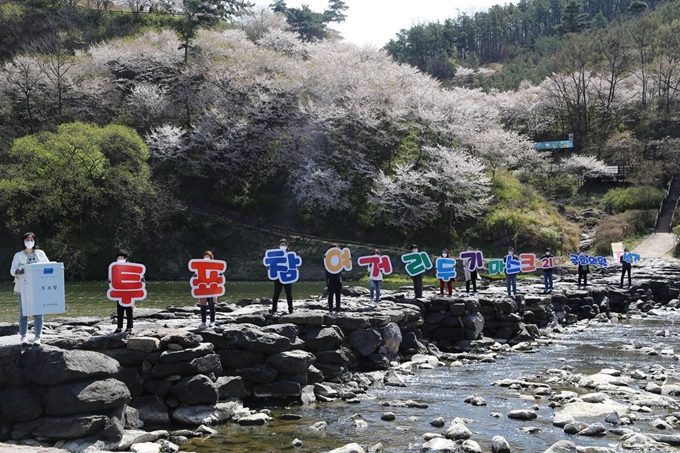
top-left (10, 249), bottom-right (49, 293)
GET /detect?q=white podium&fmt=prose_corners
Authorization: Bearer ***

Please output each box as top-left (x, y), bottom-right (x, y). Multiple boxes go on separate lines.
top-left (19, 262), bottom-right (66, 316)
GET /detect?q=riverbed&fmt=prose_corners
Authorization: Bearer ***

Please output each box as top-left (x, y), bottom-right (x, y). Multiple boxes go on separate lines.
top-left (183, 311), bottom-right (680, 453)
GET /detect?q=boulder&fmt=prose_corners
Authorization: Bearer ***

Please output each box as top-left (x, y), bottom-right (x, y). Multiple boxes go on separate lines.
top-left (218, 349), bottom-right (266, 369)
top-left (150, 354), bottom-right (221, 379)
top-left (130, 442), bottom-right (161, 453)
top-left (19, 345), bottom-right (121, 385)
top-left (508, 410), bottom-right (537, 420)
top-left (491, 435), bottom-right (511, 453)
top-left (235, 364), bottom-right (279, 384)
top-left (127, 337), bottom-right (161, 353)
top-left (543, 440), bottom-right (577, 453)
top-left (0, 387), bottom-right (43, 422)
top-left (253, 381), bottom-right (302, 398)
top-left (421, 437), bottom-right (457, 452)
top-left (334, 315), bottom-right (372, 331)
top-left (159, 343), bottom-right (214, 363)
top-left (230, 327), bottom-right (292, 354)
top-left (379, 323), bottom-right (402, 355)
top-left (44, 378), bottom-right (131, 416)
top-left (171, 401), bottom-right (242, 425)
top-left (131, 395), bottom-right (170, 425)
top-left (171, 375), bottom-right (218, 405)
top-left (445, 422), bottom-right (472, 440)
top-left (328, 444), bottom-right (366, 453)
top-left (303, 326), bottom-right (345, 351)
top-left (214, 376), bottom-right (248, 399)
top-left (237, 413), bottom-right (271, 426)
top-left (261, 324), bottom-right (299, 342)
top-left (347, 329), bottom-right (382, 356)
top-left (267, 350), bottom-right (316, 374)
top-left (12, 415), bottom-right (109, 440)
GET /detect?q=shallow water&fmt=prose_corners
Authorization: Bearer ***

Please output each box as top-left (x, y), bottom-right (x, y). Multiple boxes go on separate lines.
top-left (186, 312), bottom-right (680, 453)
top-left (0, 281), bottom-right (404, 324)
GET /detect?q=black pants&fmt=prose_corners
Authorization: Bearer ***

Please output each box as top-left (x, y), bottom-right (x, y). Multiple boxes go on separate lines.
top-left (578, 271), bottom-right (588, 286)
top-left (273, 281), bottom-right (293, 313)
top-left (466, 277), bottom-right (477, 293)
top-left (621, 266), bottom-right (631, 287)
top-left (117, 305), bottom-right (133, 330)
top-left (412, 274), bottom-right (423, 298)
top-left (201, 297), bottom-right (215, 323)
top-left (328, 279), bottom-right (342, 311)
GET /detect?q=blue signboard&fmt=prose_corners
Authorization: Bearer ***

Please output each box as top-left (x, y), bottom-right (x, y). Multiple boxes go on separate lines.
top-left (533, 140), bottom-right (574, 150)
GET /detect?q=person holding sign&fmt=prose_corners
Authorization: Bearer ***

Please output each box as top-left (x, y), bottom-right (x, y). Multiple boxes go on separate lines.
top-left (358, 249), bottom-right (391, 304)
top-left (108, 250), bottom-right (146, 333)
top-left (324, 243), bottom-right (350, 312)
top-left (504, 247), bottom-right (520, 296)
top-left (402, 244), bottom-right (431, 299)
top-left (438, 249), bottom-right (454, 296)
top-left (620, 247), bottom-right (632, 288)
top-left (540, 248), bottom-right (554, 293)
top-left (577, 251), bottom-right (590, 288)
top-left (461, 248), bottom-right (482, 295)
top-left (189, 250), bottom-right (226, 328)
top-left (263, 238), bottom-right (301, 314)
top-left (10, 232), bottom-right (49, 345)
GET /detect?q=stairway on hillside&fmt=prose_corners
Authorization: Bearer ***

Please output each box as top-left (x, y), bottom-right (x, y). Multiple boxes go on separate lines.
top-left (656, 176), bottom-right (680, 233)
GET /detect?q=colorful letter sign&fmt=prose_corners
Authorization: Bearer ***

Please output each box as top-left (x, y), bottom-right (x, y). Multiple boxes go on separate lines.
top-left (488, 259), bottom-right (505, 275)
top-left (436, 257), bottom-right (456, 282)
top-left (622, 252), bottom-right (641, 263)
top-left (188, 259), bottom-right (227, 298)
top-left (107, 262), bottom-right (147, 307)
top-left (357, 255), bottom-right (393, 278)
top-left (324, 247), bottom-right (352, 274)
top-left (401, 252), bottom-right (433, 277)
top-left (505, 255), bottom-right (521, 275)
top-left (460, 250), bottom-right (483, 272)
top-left (569, 254), bottom-right (608, 267)
top-left (263, 249), bottom-right (302, 284)
top-left (611, 242), bottom-right (625, 262)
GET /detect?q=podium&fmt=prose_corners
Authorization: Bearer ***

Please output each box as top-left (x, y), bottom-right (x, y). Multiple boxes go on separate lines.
top-left (19, 262), bottom-right (66, 316)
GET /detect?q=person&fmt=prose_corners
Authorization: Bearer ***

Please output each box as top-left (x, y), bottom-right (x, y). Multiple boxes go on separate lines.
top-left (199, 250), bottom-right (218, 328)
top-left (271, 238), bottom-right (294, 314)
top-left (541, 248), bottom-right (554, 293)
top-left (577, 251), bottom-right (589, 288)
top-left (409, 244), bottom-right (423, 298)
top-left (439, 248), bottom-right (453, 296)
top-left (504, 247), bottom-right (519, 296)
top-left (463, 247), bottom-right (477, 295)
top-left (10, 232), bottom-right (49, 345)
top-left (368, 249), bottom-right (383, 304)
top-left (325, 243), bottom-right (343, 312)
top-left (620, 249), bottom-right (632, 288)
top-left (113, 250), bottom-right (135, 333)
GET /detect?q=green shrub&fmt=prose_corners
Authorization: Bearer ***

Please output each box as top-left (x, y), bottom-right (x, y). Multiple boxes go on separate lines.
top-left (600, 186), bottom-right (663, 214)
top-left (529, 174), bottom-right (577, 198)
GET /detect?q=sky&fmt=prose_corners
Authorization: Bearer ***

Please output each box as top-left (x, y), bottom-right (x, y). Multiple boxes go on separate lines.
top-left (255, 0), bottom-right (506, 47)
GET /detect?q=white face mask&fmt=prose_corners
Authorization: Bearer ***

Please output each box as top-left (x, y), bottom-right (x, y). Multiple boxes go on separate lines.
top-left (279, 245), bottom-right (287, 251)
top-left (24, 241), bottom-right (35, 249)
top-left (412, 249), bottom-right (418, 253)
top-left (442, 253), bottom-right (448, 257)
top-left (203, 256), bottom-right (211, 260)
top-left (117, 258), bottom-right (126, 263)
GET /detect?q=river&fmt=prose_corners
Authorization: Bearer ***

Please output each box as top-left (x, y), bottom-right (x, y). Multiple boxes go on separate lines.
top-left (2, 283), bottom-right (678, 452)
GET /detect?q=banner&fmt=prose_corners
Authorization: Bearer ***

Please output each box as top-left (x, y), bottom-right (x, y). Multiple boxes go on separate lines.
top-left (611, 242), bottom-right (624, 262)
top-left (263, 249), bottom-right (302, 284)
top-left (108, 262), bottom-right (147, 307)
top-left (357, 255), bottom-right (393, 278)
top-left (188, 259), bottom-right (227, 298)
top-left (401, 251), bottom-right (433, 277)
top-left (324, 247), bottom-right (352, 274)
top-left (20, 262), bottom-right (66, 316)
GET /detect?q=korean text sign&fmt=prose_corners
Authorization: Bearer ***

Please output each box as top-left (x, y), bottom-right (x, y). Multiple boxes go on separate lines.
top-left (263, 249), bottom-right (302, 284)
top-left (188, 259), bottom-right (227, 298)
top-left (107, 262), bottom-right (147, 307)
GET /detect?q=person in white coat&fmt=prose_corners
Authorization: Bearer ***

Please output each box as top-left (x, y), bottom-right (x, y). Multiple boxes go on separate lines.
top-left (10, 232), bottom-right (49, 345)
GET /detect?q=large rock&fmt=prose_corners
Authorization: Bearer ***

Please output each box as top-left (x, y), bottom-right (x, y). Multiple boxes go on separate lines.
top-left (214, 376), bottom-right (248, 399)
top-left (229, 326), bottom-right (292, 354)
top-left (347, 329), bottom-right (382, 356)
top-left (334, 315), bottom-right (371, 331)
top-left (445, 422), bottom-right (472, 440)
top-left (261, 324), bottom-right (299, 342)
top-left (150, 354), bottom-right (221, 379)
top-left (421, 437), bottom-right (457, 452)
top-left (328, 444), bottom-right (366, 453)
top-left (131, 395), bottom-right (170, 425)
top-left (303, 326), bottom-right (344, 351)
top-left (44, 378), bottom-right (131, 416)
top-left (0, 387), bottom-right (43, 422)
top-left (267, 350), bottom-right (317, 374)
top-left (253, 381), bottom-right (302, 398)
top-left (235, 364), bottom-right (279, 384)
top-left (543, 440), bottom-right (577, 453)
top-left (379, 323), bottom-right (402, 355)
top-left (463, 313), bottom-right (484, 340)
top-left (127, 337), bottom-right (161, 352)
top-left (159, 343), bottom-right (214, 363)
top-left (19, 345), bottom-right (121, 385)
top-left (171, 401), bottom-right (242, 425)
top-left (559, 400), bottom-right (627, 418)
top-left (491, 435), bottom-right (511, 453)
top-left (12, 415), bottom-right (109, 440)
top-left (218, 349), bottom-right (266, 369)
top-left (171, 375), bottom-right (218, 405)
